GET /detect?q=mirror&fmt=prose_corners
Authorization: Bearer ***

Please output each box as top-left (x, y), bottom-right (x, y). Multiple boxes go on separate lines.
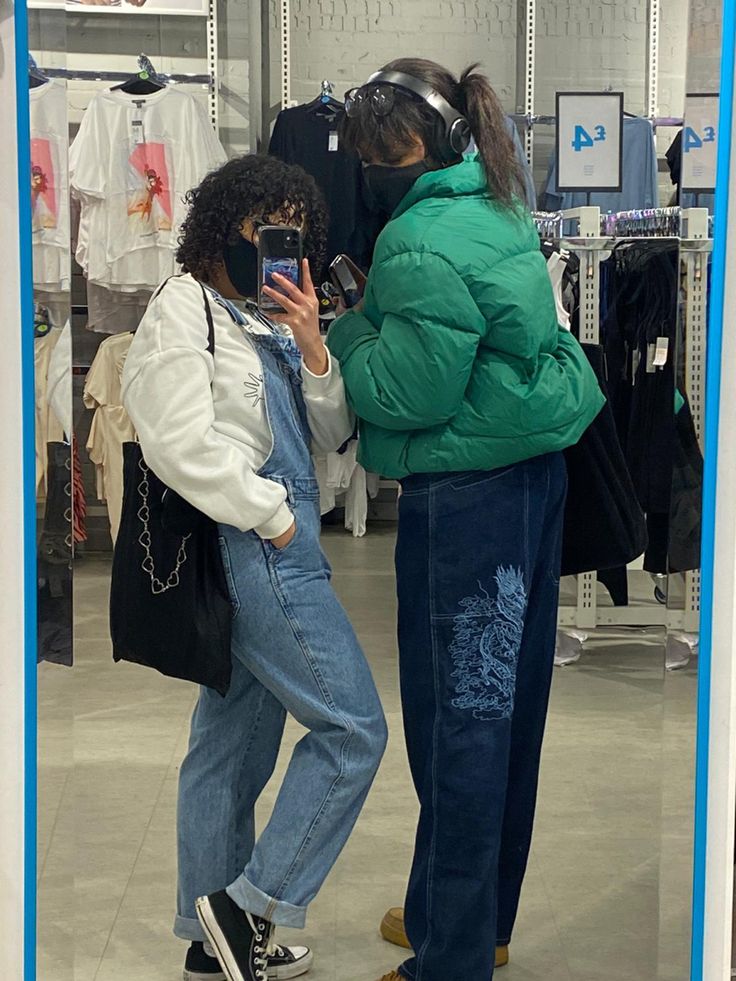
top-left (662, 1), bottom-right (722, 978)
top-left (28, 6), bottom-right (74, 981)
top-left (22, 1), bottom-right (724, 978)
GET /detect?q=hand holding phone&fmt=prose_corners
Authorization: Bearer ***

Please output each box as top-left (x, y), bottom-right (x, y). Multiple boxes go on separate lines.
top-left (262, 259), bottom-right (328, 376)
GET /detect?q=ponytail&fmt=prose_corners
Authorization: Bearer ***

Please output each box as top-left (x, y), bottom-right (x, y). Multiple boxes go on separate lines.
top-left (459, 64), bottom-right (525, 208)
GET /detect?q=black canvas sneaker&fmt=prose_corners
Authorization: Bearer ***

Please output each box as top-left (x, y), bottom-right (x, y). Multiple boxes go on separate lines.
top-left (183, 939), bottom-right (313, 981)
top-left (196, 891), bottom-right (313, 981)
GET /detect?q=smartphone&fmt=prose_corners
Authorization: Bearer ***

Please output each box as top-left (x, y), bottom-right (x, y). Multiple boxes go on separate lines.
top-left (329, 254), bottom-right (367, 309)
top-left (258, 225), bottom-right (303, 313)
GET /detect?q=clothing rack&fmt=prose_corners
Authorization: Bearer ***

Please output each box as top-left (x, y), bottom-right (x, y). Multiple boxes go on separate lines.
top-left (532, 211), bottom-right (565, 238)
top-left (554, 206), bottom-right (710, 635)
top-left (601, 207), bottom-right (681, 237)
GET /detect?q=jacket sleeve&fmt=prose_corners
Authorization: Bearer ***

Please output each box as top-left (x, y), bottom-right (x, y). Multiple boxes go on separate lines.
top-left (327, 251), bottom-right (485, 431)
top-left (122, 279), bottom-right (293, 541)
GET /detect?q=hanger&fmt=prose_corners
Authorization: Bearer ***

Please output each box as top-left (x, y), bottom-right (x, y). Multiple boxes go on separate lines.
top-left (308, 79), bottom-right (342, 118)
top-left (111, 54), bottom-right (167, 96)
top-left (34, 304), bottom-right (52, 338)
top-left (28, 54), bottom-right (49, 89)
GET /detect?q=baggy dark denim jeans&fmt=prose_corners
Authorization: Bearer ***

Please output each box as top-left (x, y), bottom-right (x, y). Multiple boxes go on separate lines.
top-left (396, 453), bottom-right (567, 981)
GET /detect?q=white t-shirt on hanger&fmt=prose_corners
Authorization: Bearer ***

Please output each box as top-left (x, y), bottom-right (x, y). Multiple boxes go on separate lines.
top-left (30, 80), bottom-right (71, 293)
top-left (70, 86), bottom-right (226, 290)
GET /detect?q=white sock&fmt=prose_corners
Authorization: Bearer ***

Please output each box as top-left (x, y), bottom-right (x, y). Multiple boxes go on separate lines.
top-left (203, 939), bottom-right (217, 959)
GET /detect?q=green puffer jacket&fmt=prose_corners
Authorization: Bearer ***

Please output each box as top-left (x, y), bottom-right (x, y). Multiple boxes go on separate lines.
top-left (327, 159), bottom-right (604, 479)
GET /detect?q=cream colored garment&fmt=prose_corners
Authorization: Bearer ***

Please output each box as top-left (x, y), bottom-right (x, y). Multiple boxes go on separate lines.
top-left (35, 328), bottom-right (66, 497)
top-left (83, 333), bottom-right (136, 543)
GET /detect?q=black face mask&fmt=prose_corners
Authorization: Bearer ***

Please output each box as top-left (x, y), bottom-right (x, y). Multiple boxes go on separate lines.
top-left (223, 235), bottom-right (259, 298)
top-left (362, 160), bottom-right (431, 217)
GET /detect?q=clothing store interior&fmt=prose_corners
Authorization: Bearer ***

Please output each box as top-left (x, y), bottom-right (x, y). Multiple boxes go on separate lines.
top-left (25, 0), bottom-right (730, 979)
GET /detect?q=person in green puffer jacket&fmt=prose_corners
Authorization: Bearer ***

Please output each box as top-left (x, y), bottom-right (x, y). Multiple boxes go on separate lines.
top-left (328, 59), bottom-right (604, 981)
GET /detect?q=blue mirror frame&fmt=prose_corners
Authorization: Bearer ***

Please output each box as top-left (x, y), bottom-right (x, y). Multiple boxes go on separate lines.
top-left (10, 0), bottom-right (736, 977)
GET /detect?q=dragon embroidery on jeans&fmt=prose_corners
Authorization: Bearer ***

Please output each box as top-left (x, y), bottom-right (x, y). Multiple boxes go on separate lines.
top-left (450, 566), bottom-right (527, 721)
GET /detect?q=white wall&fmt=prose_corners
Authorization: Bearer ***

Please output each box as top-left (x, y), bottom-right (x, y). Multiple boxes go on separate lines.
top-left (280, 0), bottom-right (690, 115)
top-left (0, 0), bottom-right (29, 977)
top-left (283, 0), bottom-right (518, 110)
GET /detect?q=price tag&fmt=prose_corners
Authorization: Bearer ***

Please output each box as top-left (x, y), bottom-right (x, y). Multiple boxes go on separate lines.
top-left (131, 101), bottom-right (146, 145)
top-left (681, 93), bottom-right (719, 193)
top-left (654, 336), bottom-right (669, 367)
top-left (556, 92), bottom-right (623, 192)
top-left (328, 131), bottom-right (339, 152)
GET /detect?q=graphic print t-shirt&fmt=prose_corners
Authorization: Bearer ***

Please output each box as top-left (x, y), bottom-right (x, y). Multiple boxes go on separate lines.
top-left (70, 87), bottom-right (226, 290)
top-left (30, 81), bottom-right (71, 291)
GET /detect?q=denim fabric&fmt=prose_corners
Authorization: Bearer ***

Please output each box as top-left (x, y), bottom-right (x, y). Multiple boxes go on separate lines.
top-left (395, 455), bottom-right (567, 980)
top-left (175, 295), bottom-right (387, 939)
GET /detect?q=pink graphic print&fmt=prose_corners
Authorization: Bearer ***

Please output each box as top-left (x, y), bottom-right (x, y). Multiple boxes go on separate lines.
top-left (127, 142), bottom-right (173, 231)
top-left (30, 138), bottom-right (58, 231)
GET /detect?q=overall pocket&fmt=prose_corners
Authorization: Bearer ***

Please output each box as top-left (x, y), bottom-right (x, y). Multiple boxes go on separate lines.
top-left (217, 536), bottom-right (241, 616)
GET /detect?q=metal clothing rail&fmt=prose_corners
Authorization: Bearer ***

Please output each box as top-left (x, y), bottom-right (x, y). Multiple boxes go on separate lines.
top-left (39, 67), bottom-right (212, 86)
top-left (509, 113), bottom-right (684, 129)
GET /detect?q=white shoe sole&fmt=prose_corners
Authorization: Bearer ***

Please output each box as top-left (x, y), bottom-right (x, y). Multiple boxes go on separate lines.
top-left (195, 898), bottom-right (313, 981)
top-left (196, 896), bottom-right (248, 981)
top-left (183, 955), bottom-right (312, 981)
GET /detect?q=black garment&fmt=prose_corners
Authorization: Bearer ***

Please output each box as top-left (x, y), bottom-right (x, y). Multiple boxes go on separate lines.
top-left (268, 104), bottom-right (382, 277)
top-left (560, 344), bottom-right (648, 578)
top-left (666, 396), bottom-right (703, 573)
top-left (600, 242), bottom-right (679, 516)
top-left (666, 130), bottom-right (683, 194)
top-left (37, 442), bottom-right (73, 666)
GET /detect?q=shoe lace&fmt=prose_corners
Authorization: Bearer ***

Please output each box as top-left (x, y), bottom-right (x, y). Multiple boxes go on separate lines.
top-left (247, 914), bottom-right (276, 979)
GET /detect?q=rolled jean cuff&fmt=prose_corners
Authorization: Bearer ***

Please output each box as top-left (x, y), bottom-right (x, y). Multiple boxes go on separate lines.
top-left (227, 873), bottom-right (308, 929)
top-left (174, 913), bottom-right (206, 942)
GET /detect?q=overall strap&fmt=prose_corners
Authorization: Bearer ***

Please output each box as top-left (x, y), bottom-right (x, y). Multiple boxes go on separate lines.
top-left (200, 283), bottom-right (215, 356)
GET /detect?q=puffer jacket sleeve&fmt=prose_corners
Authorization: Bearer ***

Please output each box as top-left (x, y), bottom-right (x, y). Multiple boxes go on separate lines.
top-left (327, 250), bottom-right (485, 431)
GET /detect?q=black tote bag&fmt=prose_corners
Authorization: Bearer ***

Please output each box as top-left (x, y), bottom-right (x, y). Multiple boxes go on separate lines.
top-left (109, 282), bottom-right (233, 695)
top-left (560, 343), bottom-right (649, 577)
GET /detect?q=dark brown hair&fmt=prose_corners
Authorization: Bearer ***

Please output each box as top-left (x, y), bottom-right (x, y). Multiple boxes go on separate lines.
top-left (340, 58), bottom-right (525, 207)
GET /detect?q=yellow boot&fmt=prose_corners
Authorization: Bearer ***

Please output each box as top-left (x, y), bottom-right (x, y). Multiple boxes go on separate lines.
top-left (380, 907), bottom-right (510, 968)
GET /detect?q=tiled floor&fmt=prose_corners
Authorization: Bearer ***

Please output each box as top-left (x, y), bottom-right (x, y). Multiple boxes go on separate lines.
top-left (37, 527), bottom-right (698, 980)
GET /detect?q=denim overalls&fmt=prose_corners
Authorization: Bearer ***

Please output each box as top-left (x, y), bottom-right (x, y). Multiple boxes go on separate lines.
top-left (175, 293), bottom-right (387, 939)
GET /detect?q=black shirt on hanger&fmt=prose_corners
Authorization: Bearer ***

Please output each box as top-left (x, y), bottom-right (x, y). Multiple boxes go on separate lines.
top-left (269, 104), bottom-right (382, 278)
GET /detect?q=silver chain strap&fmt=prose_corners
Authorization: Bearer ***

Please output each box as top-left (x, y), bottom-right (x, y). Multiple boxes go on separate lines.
top-left (136, 456), bottom-right (191, 595)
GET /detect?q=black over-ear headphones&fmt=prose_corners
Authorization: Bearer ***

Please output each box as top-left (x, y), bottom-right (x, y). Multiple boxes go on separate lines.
top-left (365, 70), bottom-right (472, 164)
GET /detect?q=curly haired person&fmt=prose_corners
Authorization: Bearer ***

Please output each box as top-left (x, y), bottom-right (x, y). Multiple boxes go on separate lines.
top-left (122, 155), bottom-right (387, 981)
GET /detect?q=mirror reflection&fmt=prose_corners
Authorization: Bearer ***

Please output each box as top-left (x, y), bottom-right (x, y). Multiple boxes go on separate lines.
top-left (26, 1), bottom-right (722, 979)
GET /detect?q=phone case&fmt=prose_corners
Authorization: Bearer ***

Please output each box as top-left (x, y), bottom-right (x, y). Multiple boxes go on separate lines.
top-left (258, 226), bottom-right (303, 313)
top-left (329, 254), bottom-right (366, 308)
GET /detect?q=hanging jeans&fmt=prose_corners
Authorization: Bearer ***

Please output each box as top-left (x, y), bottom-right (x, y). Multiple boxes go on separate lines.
top-left (396, 454), bottom-right (567, 981)
top-left (175, 301), bottom-right (387, 939)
